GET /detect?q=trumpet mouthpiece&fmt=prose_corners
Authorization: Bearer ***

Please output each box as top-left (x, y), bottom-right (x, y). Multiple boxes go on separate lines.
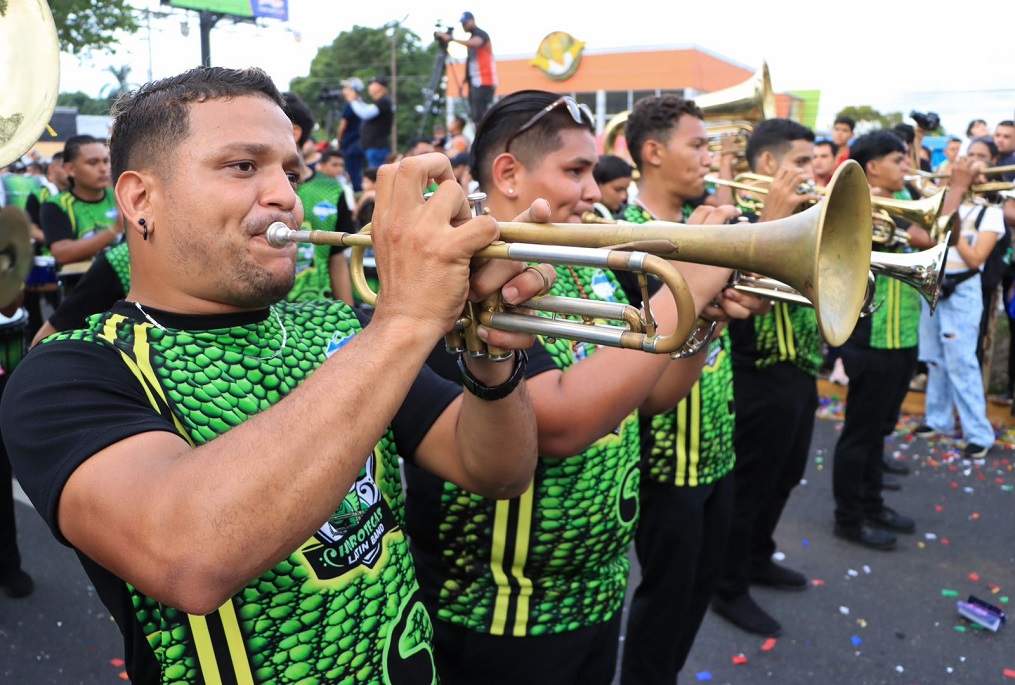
top-left (265, 222), bottom-right (292, 248)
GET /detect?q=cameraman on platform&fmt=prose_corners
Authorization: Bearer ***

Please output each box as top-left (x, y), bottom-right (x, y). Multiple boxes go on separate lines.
top-left (435, 11), bottom-right (497, 122)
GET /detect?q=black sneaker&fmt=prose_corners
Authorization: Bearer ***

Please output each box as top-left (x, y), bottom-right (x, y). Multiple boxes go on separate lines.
top-left (912, 424), bottom-right (935, 438)
top-left (881, 455), bottom-right (910, 475)
top-left (833, 523), bottom-right (896, 550)
top-left (881, 475), bottom-right (902, 491)
top-left (751, 560), bottom-right (808, 592)
top-left (0, 568), bottom-right (34, 598)
top-left (711, 593), bottom-right (782, 636)
top-left (964, 443), bottom-right (990, 459)
top-left (866, 506), bottom-right (915, 534)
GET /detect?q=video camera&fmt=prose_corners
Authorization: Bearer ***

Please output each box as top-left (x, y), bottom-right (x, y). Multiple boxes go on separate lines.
top-left (434, 21), bottom-right (454, 45)
top-left (910, 110), bottom-right (941, 132)
top-left (318, 87), bottom-right (345, 104)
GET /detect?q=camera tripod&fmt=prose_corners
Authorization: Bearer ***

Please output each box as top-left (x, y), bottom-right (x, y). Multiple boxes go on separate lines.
top-left (417, 25), bottom-right (468, 139)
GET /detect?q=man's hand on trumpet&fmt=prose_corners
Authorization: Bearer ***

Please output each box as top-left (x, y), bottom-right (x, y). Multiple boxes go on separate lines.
top-left (369, 152), bottom-right (555, 386)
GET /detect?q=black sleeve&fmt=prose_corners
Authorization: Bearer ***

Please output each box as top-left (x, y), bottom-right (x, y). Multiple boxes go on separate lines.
top-left (349, 308), bottom-right (463, 461)
top-left (40, 202), bottom-right (74, 245)
top-left (24, 193), bottom-right (41, 226)
top-left (471, 27), bottom-right (490, 46)
top-left (0, 341), bottom-right (179, 542)
top-left (329, 192), bottom-right (355, 257)
top-left (48, 255), bottom-right (124, 332)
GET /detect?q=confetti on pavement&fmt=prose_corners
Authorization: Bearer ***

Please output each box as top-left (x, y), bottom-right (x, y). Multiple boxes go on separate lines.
top-left (761, 638), bottom-right (777, 651)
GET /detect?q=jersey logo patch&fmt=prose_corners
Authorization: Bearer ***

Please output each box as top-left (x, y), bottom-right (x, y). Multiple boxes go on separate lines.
top-left (312, 201), bottom-right (338, 220)
top-left (326, 330), bottom-right (354, 358)
top-left (590, 269), bottom-right (617, 302)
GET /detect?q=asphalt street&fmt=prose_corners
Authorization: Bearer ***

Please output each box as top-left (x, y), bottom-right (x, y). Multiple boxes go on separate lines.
top-left (2, 409), bottom-right (1012, 684)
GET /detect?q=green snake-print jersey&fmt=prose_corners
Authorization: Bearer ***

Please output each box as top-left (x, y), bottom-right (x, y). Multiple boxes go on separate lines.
top-left (288, 172), bottom-right (345, 303)
top-left (729, 302), bottom-right (823, 376)
top-left (415, 265), bottom-right (641, 637)
top-left (44, 189), bottom-right (119, 238)
top-left (868, 244), bottom-right (921, 349)
top-left (56, 300), bottom-right (436, 684)
top-left (625, 203), bottom-right (736, 487)
top-left (105, 242), bottom-right (132, 291)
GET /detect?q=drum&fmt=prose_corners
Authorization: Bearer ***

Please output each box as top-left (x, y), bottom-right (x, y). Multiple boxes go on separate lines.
top-left (0, 308), bottom-right (28, 375)
top-left (24, 255), bottom-right (58, 292)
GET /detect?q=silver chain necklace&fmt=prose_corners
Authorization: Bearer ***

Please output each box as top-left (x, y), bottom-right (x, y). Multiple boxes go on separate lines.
top-left (133, 301), bottom-right (288, 362)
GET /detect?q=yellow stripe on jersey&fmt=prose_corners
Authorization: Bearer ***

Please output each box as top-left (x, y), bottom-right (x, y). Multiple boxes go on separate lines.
top-left (187, 614), bottom-right (223, 684)
top-left (489, 499), bottom-right (513, 636)
top-left (510, 484), bottom-right (535, 637)
top-left (219, 599), bottom-right (256, 685)
top-left (675, 382), bottom-right (703, 487)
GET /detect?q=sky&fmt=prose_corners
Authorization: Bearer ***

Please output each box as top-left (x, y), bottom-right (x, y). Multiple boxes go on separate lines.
top-left (58, 0), bottom-right (1015, 136)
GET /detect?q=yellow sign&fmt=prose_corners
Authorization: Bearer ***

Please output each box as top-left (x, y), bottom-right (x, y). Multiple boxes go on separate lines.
top-left (531, 31), bottom-right (585, 81)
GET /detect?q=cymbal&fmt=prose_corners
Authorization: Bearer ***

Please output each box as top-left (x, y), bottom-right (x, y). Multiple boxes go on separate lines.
top-left (0, 206), bottom-right (34, 307)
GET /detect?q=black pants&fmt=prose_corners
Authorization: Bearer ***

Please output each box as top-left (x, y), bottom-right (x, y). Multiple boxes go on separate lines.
top-left (433, 613), bottom-right (622, 685)
top-left (0, 374), bottom-right (23, 577)
top-left (468, 85), bottom-right (495, 123)
top-left (717, 363), bottom-right (817, 599)
top-left (620, 475), bottom-right (734, 684)
top-left (832, 345), bottom-right (917, 526)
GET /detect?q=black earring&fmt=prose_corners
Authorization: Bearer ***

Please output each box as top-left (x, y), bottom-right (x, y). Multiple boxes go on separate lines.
top-left (139, 218), bottom-right (148, 241)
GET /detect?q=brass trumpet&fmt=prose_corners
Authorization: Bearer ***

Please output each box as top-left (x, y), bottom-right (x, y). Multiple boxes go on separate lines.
top-left (270, 160), bottom-right (873, 349)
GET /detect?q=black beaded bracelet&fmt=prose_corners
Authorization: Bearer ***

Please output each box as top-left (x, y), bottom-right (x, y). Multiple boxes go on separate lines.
top-left (456, 349), bottom-right (528, 401)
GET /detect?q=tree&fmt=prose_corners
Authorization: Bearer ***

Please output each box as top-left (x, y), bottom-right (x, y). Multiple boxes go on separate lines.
top-left (49, 0), bottom-right (141, 55)
top-left (56, 92), bottom-right (114, 116)
top-left (836, 106), bottom-right (903, 134)
top-left (288, 24), bottom-right (441, 153)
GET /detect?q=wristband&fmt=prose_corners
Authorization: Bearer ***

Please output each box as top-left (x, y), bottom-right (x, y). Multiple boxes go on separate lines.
top-left (457, 349), bottom-right (528, 401)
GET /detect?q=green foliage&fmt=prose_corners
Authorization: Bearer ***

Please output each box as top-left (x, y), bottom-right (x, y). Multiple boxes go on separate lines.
top-left (56, 91), bottom-right (114, 116)
top-left (836, 105), bottom-right (903, 132)
top-left (288, 24), bottom-right (442, 152)
top-left (49, 0), bottom-right (141, 55)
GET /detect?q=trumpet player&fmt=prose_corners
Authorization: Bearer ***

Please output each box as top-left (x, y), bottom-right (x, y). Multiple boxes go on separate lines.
top-left (712, 119), bottom-right (821, 639)
top-left (913, 143), bottom-right (1005, 459)
top-left (831, 131), bottom-right (926, 551)
top-left (619, 95), bottom-right (771, 683)
top-left (402, 90), bottom-right (737, 685)
top-left (0, 66), bottom-right (552, 684)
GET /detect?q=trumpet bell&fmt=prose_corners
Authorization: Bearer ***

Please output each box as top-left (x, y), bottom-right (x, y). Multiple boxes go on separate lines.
top-left (870, 239), bottom-right (950, 314)
top-left (0, 0), bottom-right (60, 167)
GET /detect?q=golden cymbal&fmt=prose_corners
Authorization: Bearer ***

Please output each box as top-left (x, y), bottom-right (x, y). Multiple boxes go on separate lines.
top-left (0, 206), bottom-right (34, 307)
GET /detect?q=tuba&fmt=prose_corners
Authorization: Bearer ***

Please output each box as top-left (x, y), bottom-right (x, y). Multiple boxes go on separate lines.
top-left (0, 0), bottom-right (60, 304)
top-left (0, 0), bottom-right (60, 167)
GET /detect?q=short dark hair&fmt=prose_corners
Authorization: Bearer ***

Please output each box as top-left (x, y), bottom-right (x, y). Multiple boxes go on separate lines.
top-left (833, 115), bottom-right (856, 131)
top-left (320, 149), bottom-right (344, 164)
top-left (998, 120), bottom-right (1015, 129)
top-left (282, 92), bottom-right (316, 148)
top-left (815, 139), bottom-right (839, 157)
top-left (967, 118), bottom-right (987, 136)
top-left (891, 123), bottom-right (915, 146)
top-left (593, 155), bottom-right (634, 185)
top-left (624, 94), bottom-right (704, 171)
top-left (109, 66), bottom-right (284, 184)
top-left (969, 136), bottom-right (999, 159)
top-left (63, 135), bottom-right (103, 164)
top-left (363, 167), bottom-right (378, 183)
top-left (744, 118), bottom-right (814, 171)
top-left (470, 90), bottom-right (594, 189)
top-left (849, 130), bottom-right (906, 174)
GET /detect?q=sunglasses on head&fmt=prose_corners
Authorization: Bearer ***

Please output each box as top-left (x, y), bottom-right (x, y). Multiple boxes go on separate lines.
top-left (504, 96), bottom-right (595, 154)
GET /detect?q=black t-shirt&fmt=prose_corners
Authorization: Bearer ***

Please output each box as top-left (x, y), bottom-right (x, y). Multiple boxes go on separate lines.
top-left (360, 95), bottom-right (394, 150)
top-left (48, 252), bottom-right (124, 332)
top-left (2, 301), bottom-right (459, 542)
